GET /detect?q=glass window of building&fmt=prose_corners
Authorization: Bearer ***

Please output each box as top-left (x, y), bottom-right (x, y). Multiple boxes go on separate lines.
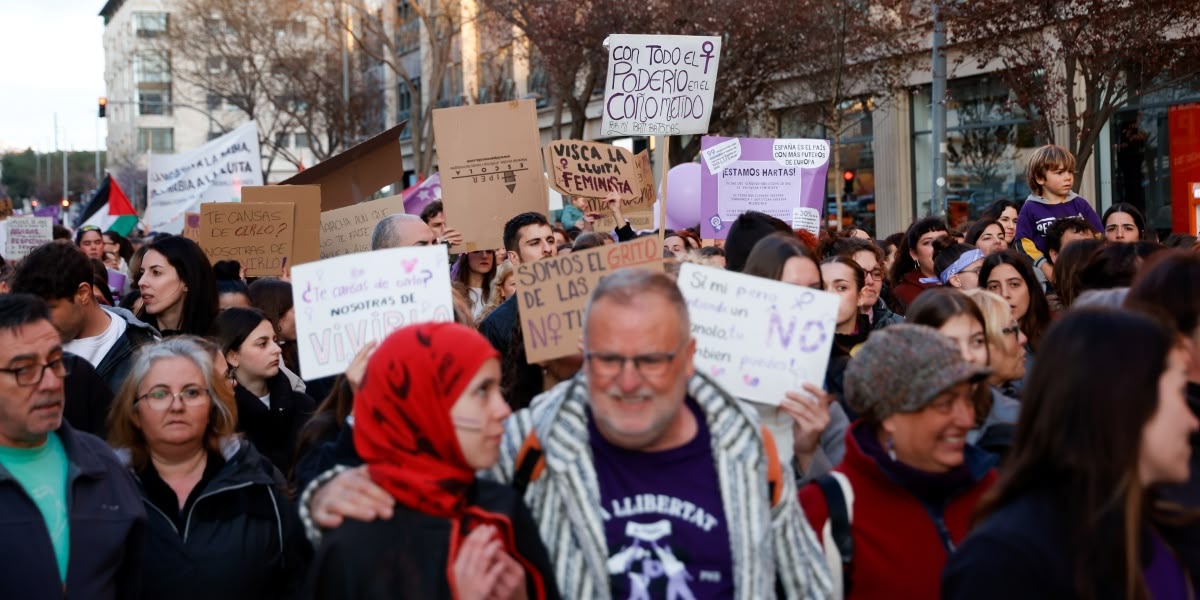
top-left (134, 12), bottom-right (168, 38)
top-left (137, 128), bottom-right (174, 153)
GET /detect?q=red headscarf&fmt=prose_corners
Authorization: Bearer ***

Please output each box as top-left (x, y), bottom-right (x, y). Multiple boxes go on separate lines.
top-left (354, 322), bottom-right (545, 599)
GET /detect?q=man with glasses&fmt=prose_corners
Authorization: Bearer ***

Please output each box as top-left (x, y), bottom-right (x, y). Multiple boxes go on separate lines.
top-left (300, 270), bottom-right (832, 598)
top-left (0, 294), bottom-right (145, 599)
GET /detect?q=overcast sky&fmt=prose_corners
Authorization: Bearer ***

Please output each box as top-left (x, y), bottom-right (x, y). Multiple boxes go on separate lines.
top-left (0, 0), bottom-right (108, 152)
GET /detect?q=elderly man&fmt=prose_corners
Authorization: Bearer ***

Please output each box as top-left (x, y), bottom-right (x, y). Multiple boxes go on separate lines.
top-left (300, 271), bottom-right (832, 599)
top-left (0, 294), bottom-right (145, 598)
top-left (369, 214), bottom-right (436, 249)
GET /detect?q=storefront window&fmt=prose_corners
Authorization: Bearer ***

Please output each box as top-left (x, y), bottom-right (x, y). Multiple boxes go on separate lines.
top-left (912, 75), bottom-right (1045, 227)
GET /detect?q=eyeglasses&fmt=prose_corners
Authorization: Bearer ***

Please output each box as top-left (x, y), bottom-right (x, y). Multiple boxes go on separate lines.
top-left (863, 268), bottom-right (884, 282)
top-left (0, 357), bottom-right (70, 387)
top-left (584, 341), bottom-right (686, 379)
top-left (1001, 321), bottom-right (1021, 340)
top-left (137, 386), bottom-right (210, 410)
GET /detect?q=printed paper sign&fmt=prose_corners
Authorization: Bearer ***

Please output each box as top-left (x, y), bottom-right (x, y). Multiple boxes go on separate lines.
top-left (433, 100), bottom-right (548, 252)
top-left (677, 263), bottom-right (838, 405)
top-left (601, 34), bottom-right (722, 137)
top-left (144, 121), bottom-right (263, 233)
top-left (320, 194), bottom-right (407, 258)
top-left (700, 136), bottom-right (831, 239)
top-left (4, 216), bottom-right (52, 260)
top-left (292, 244), bottom-right (454, 379)
top-left (544, 140), bottom-right (639, 201)
top-left (516, 236), bottom-right (663, 363)
top-left (198, 202), bottom-right (295, 277)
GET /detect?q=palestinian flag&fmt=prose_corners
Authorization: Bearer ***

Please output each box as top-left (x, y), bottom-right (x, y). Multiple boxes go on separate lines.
top-left (77, 174), bottom-right (139, 236)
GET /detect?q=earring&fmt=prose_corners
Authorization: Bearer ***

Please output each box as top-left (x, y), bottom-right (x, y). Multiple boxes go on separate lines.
top-left (886, 438), bottom-right (897, 461)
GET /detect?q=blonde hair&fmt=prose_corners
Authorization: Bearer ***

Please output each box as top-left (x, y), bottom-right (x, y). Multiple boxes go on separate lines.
top-left (478, 261), bottom-right (516, 324)
top-left (107, 336), bottom-right (239, 470)
top-left (1026, 144), bottom-right (1076, 196)
top-left (963, 289), bottom-right (1012, 349)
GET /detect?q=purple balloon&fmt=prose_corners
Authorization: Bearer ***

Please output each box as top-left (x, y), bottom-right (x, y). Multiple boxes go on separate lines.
top-left (665, 163), bottom-right (702, 230)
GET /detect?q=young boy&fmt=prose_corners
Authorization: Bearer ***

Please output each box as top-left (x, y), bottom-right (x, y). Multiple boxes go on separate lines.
top-left (1014, 145), bottom-right (1103, 281)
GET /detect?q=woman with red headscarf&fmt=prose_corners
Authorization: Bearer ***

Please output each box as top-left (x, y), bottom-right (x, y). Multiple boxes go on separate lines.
top-left (305, 322), bottom-right (557, 599)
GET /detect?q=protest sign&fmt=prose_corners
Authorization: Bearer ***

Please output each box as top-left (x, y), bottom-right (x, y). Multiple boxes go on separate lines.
top-left (560, 150), bottom-right (657, 233)
top-left (600, 34), bottom-right (722, 137)
top-left (181, 213), bottom-right (201, 240)
top-left (291, 244), bottom-right (454, 379)
top-left (433, 100), bottom-right (547, 252)
top-left (198, 202), bottom-right (295, 277)
top-left (0, 198), bottom-right (13, 219)
top-left (242, 185), bottom-right (322, 268)
top-left (545, 140), bottom-right (639, 201)
top-left (677, 263), bottom-right (839, 405)
top-left (516, 236), bottom-right (662, 363)
top-left (699, 137), bottom-right (831, 239)
top-left (282, 122), bottom-right (407, 212)
top-left (320, 194), bottom-right (407, 258)
top-left (4, 216), bottom-right (52, 260)
top-left (144, 121), bottom-right (262, 234)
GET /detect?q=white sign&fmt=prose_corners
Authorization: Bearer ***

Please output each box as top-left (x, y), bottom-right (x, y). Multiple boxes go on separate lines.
top-left (4, 216), bottom-right (52, 260)
top-left (678, 263), bottom-right (839, 405)
top-left (600, 34), bottom-right (722, 137)
top-left (144, 121), bottom-right (263, 234)
top-left (291, 245), bottom-right (454, 379)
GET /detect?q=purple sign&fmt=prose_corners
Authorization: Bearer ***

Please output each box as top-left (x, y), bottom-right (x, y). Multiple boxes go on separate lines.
top-left (33, 205), bottom-right (61, 221)
top-left (699, 137), bottom-right (831, 239)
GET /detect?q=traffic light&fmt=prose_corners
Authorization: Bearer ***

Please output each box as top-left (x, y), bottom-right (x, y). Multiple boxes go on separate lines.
top-left (843, 170), bottom-right (855, 196)
top-left (98, 97), bottom-right (107, 118)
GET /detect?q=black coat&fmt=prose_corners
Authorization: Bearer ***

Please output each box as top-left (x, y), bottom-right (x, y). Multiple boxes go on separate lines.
top-left (63, 353), bottom-right (118, 437)
top-left (235, 373), bottom-right (316, 474)
top-left (135, 439), bottom-right (312, 600)
top-left (94, 306), bottom-right (160, 394)
top-left (305, 478), bottom-right (559, 600)
top-left (0, 423), bottom-right (146, 599)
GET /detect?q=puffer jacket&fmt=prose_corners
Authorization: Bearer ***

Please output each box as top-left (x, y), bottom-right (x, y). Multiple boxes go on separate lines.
top-left (234, 372), bottom-right (317, 474)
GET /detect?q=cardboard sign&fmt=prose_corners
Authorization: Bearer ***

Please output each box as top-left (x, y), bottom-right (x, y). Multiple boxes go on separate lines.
top-left (242, 185), bottom-right (322, 268)
top-left (516, 236), bottom-right (663, 363)
top-left (700, 137), bottom-right (831, 239)
top-left (4, 216), bottom-right (52, 260)
top-left (281, 122), bottom-right (407, 211)
top-left (433, 100), bottom-right (548, 252)
top-left (198, 202), bottom-right (295, 277)
top-left (319, 194), bottom-right (407, 258)
top-left (544, 140), bottom-right (639, 201)
top-left (0, 198), bottom-right (13, 219)
top-left (181, 213), bottom-right (201, 240)
top-left (291, 244), bottom-right (454, 379)
top-left (561, 150), bottom-right (657, 233)
top-left (601, 34), bottom-right (723, 137)
top-left (677, 263), bottom-right (839, 405)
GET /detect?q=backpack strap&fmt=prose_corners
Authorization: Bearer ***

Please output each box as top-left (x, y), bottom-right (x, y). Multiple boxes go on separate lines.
top-left (816, 472), bottom-right (855, 598)
top-left (512, 429), bottom-right (545, 497)
top-left (760, 426), bottom-right (784, 507)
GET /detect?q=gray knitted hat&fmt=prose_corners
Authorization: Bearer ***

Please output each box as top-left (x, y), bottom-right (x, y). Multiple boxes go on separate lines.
top-left (845, 324), bottom-right (991, 422)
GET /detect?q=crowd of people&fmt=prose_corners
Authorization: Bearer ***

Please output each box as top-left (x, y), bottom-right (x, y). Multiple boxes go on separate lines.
top-left (0, 142), bottom-right (1197, 599)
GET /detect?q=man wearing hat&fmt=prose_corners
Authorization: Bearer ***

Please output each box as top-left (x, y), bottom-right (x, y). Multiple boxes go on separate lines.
top-left (799, 324), bottom-right (999, 599)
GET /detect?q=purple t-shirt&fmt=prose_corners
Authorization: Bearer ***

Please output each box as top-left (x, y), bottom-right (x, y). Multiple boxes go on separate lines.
top-left (1013, 194), bottom-right (1103, 260)
top-left (589, 398), bottom-right (734, 599)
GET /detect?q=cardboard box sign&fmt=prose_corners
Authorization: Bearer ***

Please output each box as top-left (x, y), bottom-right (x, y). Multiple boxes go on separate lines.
top-left (433, 100), bottom-right (548, 253)
top-left (198, 202), bottom-right (295, 277)
top-left (281, 121), bottom-right (408, 212)
top-left (319, 194), bottom-right (407, 258)
top-left (515, 236), bottom-right (663, 363)
top-left (544, 140), bottom-right (639, 202)
top-left (241, 185), bottom-right (322, 268)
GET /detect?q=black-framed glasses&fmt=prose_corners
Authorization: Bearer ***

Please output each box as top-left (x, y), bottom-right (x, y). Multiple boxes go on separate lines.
top-left (137, 386), bottom-right (210, 410)
top-left (0, 357), bottom-right (70, 387)
top-left (1001, 321), bottom-right (1021, 340)
top-left (584, 341), bottom-right (686, 379)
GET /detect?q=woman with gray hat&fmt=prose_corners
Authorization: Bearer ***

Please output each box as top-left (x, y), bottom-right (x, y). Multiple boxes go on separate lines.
top-left (798, 324), bottom-right (997, 599)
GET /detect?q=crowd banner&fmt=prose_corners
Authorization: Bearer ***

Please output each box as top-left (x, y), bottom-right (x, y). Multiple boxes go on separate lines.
top-left (677, 263), bottom-right (839, 405)
top-left (4, 215), bottom-right (52, 260)
top-left (197, 202), bottom-right (295, 277)
top-left (516, 236), bottom-right (662, 363)
top-left (699, 136), bottom-right (831, 239)
top-left (600, 34), bottom-right (723, 137)
top-left (144, 121), bottom-right (262, 234)
top-left (291, 244), bottom-right (454, 380)
top-left (320, 194), bottom-right (407, 258)
top-left (433, 100), bottom-right (548, 253)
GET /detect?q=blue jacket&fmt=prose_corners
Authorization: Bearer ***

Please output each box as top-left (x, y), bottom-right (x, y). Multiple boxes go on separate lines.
top-left (0, 423), bottom-right (145, 599)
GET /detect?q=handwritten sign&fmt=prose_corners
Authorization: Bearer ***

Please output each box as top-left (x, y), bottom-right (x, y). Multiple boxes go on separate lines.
top-left (544, 140), bottom-right (639, 201)
top-left (601, 34), bottom-right (722, 137)
top-left (433, 100), bottom-right (548, 252)
top-left (320, 194), bottom-right (407, 258)
top-left (700, 137), bottom-right (831, 239)
top-left (291, 244), bottom-right (454, 379)
top-left (144, 121), bottom-right (262, 233)
top-left (516, 236), bottom-right (663, 363)
top-left (4, 216), bottom-right (52, 260)
top-left (0, 198), bottom-right (13, 219)
top-left (574, 150), bottom-right (658, 233)
top-left (678, 263), bottom-right (839, 405)
top-left (198, 202), bottom-right (295, 277)
top-left (181, 213), bottom-right (201, 240)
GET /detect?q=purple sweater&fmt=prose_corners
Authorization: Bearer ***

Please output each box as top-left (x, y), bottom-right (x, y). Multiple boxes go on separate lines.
top-left (1014, 193), bottom-right (1103, 262)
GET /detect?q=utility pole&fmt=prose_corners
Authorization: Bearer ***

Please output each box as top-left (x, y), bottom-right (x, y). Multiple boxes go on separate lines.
top-left (56, 114), bottom-right (68, 225)
top-left (931, 0), bottom-right (948, 219)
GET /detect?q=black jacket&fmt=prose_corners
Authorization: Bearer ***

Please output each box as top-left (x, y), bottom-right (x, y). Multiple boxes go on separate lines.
top-left (478, 295), bottom-right (517, 355)
top-left (63, 352), bottom-right (118, 437)
top-left (94, 306), bottom-right (160, 394)
top-left (305, 478), bottom-right (559, 600)
top-left (0, 423), bottom-right (146, 599)
top-left (235, 373), bottom-right (317, 475)
top-left (131, 438), bottom-right (311, 600)
top-left (1160, 382), bottom-right (1200, 584)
